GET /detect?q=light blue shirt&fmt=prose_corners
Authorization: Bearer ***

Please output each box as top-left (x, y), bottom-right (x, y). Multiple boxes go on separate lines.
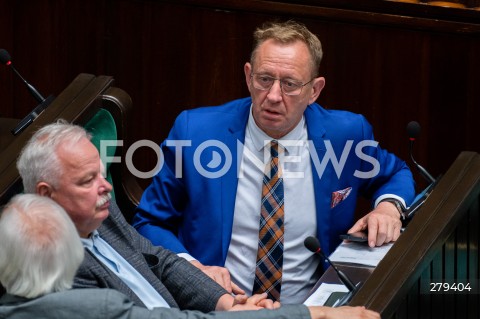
top-left (81, 230), bottom-right (170, 309)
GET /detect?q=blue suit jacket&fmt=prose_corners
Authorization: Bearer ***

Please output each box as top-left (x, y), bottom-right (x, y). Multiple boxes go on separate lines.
top-left (133, 97), bottom-right (415, 265)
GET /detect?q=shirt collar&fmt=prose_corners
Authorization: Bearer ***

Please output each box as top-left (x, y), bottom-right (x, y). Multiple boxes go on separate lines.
top-left (247, 104), bottom-right (306, 154)
top-left (80, 229), bottom-right (100, 249)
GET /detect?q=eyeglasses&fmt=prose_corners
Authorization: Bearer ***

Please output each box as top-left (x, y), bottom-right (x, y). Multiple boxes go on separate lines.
top-left (250, 73), bottom-right (314, 96)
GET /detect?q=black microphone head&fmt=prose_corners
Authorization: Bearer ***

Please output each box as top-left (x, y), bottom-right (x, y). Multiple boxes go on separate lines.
top-left (304, 236), bottom-right (321, 253)
top-left (0, 49), bottom-right (12, 65)
top-left (406, 121), bottom-right (421, 139)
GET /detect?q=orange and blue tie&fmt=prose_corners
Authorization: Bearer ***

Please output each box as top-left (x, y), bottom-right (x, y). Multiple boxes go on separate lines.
top-left (252, 140), bottom-right (284, 302)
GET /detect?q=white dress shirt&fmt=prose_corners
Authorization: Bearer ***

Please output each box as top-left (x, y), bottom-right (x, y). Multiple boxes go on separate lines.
top-left (224, 107), bottom-right (319, 304)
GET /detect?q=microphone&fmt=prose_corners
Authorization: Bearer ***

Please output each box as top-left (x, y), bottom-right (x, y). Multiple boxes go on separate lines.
top-left (1, 48), bottom-right (54, 135)
top-left (0, 49), bottom-right (45, 103)
top-left (406, 121), bottom-right (436, 184)
top-left (304, 236), bottom-right (357, 292)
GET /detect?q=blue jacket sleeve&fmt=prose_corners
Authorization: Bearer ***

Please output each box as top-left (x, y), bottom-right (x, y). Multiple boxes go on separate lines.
top-left (132, 111), bottom-right (191, 253)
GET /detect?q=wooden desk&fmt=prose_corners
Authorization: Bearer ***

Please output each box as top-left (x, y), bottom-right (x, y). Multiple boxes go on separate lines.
top-left (317, 152), bottom-right (480, 318)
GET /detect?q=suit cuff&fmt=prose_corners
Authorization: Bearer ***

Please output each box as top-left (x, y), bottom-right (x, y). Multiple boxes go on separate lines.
top-left (177, 253), bottom-right (197, 262)
top-left (375, 194), bottom-right (407, 209)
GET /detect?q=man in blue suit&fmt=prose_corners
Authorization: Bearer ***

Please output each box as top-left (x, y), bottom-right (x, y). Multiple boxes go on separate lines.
top-left (133, 20), bottom-right (415, 304)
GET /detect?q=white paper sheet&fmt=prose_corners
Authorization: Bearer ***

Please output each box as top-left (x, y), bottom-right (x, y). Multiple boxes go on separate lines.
top-left (329, 241), bottom-right (394, 267)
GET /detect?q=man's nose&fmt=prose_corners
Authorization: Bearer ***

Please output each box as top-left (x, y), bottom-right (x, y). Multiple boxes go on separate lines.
top-left (100, 177), bottom-right (113, 193)
top-left (266, 79), bottom-right (283, 101)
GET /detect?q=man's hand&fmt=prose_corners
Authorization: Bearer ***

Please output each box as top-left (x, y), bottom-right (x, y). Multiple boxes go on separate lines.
top-left (190, 260), bottom-right (245, 295)
top-left (348, 201), bottom-right (402, 247)
top-left (215, 293), bottom-right (280, 311)
top-left (309, 305), bottom-right (380, 319)
top-left (230, 293), bottom-right (281, 311)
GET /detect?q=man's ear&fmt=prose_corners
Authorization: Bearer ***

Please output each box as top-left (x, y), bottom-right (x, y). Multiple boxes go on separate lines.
top-left (308, 77), bottom-right (326, 105)
top-left (36, 182), bottom-right (53, 197)
top-left (244, 62), bottom-right (253, 92)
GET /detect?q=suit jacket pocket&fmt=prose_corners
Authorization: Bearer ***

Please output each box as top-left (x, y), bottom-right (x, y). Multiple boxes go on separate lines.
top-left (142, 253), bottom-right (160, 269)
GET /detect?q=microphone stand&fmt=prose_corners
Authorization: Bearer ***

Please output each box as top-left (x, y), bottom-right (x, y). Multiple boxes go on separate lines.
top-left (1, 48), bottom-right (54, 135)
top-left (304, 236), bottom-right (362, 307)
top-left (321, 254), bottom-right (362, 307)
top-left (332, 282), bottom-right (363, 307)
top-left (409, 138), bottom-right (436, 184)
top-left (11, 95), bottom-right (55, 135)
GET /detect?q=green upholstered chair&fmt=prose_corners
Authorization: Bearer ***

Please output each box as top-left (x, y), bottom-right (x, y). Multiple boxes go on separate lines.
top-left (84, 108), bottom-right (118, 201)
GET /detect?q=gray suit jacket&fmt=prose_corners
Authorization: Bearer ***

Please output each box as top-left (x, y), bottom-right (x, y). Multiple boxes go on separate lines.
top-left (0, 290), bottom-right (311, 319)
top-left (73, 201), bottom-right (226, 312)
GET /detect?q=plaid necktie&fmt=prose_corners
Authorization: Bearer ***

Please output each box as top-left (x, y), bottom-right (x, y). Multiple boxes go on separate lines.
top-left (252, 140), bottom-right (284, 301)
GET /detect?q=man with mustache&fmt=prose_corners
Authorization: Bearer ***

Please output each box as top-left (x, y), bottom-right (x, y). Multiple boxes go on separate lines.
top-left (13, 120), bottom-right (380, 319)
top-left (16, 120), bottom-right (260, 312)
top-left (0, 194), bottom-right (379, 319)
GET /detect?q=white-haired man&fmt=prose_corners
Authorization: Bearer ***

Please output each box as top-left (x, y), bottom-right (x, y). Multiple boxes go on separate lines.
top-left (0, 194), bottom-right (379, 319)
top-left (10, 121), bottom-right (379, 319)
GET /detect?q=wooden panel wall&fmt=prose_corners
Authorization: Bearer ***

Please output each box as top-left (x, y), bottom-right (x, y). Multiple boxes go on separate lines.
top-left (1, 0), bottom-right (479, 191)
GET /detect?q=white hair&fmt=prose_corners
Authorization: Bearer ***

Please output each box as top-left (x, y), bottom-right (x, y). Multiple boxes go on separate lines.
top-left (16, 119), bottom-right (91, 193)
top-left (0, 194), bottom-right (84, 298)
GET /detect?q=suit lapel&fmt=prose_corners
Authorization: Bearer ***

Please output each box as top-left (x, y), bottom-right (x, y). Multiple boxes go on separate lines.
top-left (96, 206), bottom-right (178, 308)
top-left (82, 248), bottom-right (148, 306)
top-left (219, 104), bottom-right (250, 263)
top-left (305, 105), bottom-right (336, 255)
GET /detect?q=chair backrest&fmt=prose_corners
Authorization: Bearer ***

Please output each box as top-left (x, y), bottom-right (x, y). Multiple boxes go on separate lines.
top-left (84, 108), bottom-right (118, 200)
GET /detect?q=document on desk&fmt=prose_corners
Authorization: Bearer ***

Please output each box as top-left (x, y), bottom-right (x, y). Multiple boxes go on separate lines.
top-left (329, 241), bottom-right (394, 267)
top-left (303, 283), bottom-right (349, 306)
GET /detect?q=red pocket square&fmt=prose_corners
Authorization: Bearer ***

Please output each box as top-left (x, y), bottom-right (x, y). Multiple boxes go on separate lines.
top-left (331, 187), bottom-right (352, 208)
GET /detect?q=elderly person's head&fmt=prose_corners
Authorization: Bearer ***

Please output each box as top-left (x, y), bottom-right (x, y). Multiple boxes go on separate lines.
top-left (17, 120), bottom-right (112, 238)
top-left (0, 194), bottom-right (84, 298)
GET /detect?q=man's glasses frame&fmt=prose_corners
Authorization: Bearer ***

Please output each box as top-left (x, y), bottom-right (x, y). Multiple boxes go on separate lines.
top-left (250, 73), bottom-right (314, 96)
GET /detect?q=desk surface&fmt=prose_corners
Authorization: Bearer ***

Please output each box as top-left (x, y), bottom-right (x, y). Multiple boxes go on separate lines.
top-left (321, 263), bottom-right (375, 286)
top-left (306, 263), bottom-right (375, 305)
